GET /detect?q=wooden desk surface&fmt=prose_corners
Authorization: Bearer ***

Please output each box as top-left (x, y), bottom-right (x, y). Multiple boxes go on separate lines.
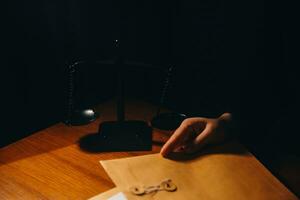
top-left (0, 100), bottom-right (297, 199)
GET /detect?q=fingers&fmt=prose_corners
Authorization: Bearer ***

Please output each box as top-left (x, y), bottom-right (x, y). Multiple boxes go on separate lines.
top-left (184, 125), bottom-right (213, 153)
top-left (160, 116), bottom-right (227, 157)
top-left (160, 120), bottom-right (193, 157)
top-left (160, 118), bottom-right (206, 157)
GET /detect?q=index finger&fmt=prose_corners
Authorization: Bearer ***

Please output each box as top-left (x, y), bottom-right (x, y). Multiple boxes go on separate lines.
top-left (160, 122), bottom-right (193, 157)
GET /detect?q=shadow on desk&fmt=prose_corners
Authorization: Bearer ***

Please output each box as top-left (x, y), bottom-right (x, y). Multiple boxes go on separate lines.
top-left (165, 140), bottom-right (250, 161)
top-left (0, 120), bottom-right (101, 165)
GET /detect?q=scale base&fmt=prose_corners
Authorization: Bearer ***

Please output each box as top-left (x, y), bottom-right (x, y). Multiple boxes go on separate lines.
top-left (79, 120), bottom-right (152, 152)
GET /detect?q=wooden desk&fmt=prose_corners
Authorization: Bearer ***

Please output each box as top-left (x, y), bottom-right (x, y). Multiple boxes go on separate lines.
top-left (0, 100), bottom-right (297, 199)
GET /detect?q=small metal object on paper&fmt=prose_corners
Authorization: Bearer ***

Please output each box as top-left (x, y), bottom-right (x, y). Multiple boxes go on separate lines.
top-left (130, 186), bottom-right (145, 195)
top-left (161, 180), bottom-right (177, 192)
top-left (130, 179), bottom-right (177, 196)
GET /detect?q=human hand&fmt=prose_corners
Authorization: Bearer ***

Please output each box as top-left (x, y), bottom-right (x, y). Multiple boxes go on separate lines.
top-left (160, 113), bottom-right (232, 157)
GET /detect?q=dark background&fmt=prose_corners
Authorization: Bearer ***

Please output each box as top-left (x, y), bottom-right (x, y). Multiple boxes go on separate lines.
top-left (1, 0), bottom-right (298, 148)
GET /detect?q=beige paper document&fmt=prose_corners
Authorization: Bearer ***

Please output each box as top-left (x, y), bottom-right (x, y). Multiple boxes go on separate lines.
top-left (100, 142), bottom-right (297, 200)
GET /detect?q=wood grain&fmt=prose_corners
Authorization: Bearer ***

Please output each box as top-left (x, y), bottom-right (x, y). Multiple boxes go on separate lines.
top-left (0, 100), bottom-right (166, 200)
top-left (0, 99), bottom-right (298, 199)
top-left (101, 143), bottom-right (298, 200)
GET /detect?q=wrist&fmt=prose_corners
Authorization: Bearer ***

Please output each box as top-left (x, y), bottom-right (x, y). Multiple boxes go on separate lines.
top-left (217, 112), bottom-right (234, 139)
